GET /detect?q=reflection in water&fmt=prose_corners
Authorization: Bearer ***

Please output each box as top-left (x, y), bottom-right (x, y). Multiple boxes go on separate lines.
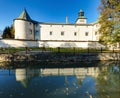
top-left (15, 68), bottom-right (38, 88)
top-left (15, 67), bottom-right (99, 88)
top-left (0, 61), bottom-right (120, 98)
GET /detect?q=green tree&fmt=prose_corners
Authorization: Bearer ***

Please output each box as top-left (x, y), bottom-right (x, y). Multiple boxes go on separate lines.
top-left (98, 0), bottom-right (120, 45)
top-left (10, 25), bottom-right (15, 38)
top-left (2, 25), bottom-right (14, 39)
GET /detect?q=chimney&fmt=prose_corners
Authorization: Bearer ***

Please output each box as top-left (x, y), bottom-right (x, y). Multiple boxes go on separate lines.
top-left (66, 16), bottom-right (68, 24)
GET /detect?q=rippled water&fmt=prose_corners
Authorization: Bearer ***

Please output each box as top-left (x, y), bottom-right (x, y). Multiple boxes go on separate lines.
top-left (0, 61), bottom-right (120, 98)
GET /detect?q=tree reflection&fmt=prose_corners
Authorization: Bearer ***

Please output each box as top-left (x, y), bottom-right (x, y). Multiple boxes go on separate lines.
top-left (96, 63), bottom-right (120, 98)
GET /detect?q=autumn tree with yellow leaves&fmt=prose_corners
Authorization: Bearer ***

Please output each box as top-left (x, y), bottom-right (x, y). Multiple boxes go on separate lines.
top-left (98, 0), bottom-right (120, 46)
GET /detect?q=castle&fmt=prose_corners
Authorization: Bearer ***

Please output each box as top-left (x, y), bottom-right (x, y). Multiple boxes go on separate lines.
top-left (0, 9), bottom-right (102, 48)
top-left (14, 9), bottom-right (99, 41)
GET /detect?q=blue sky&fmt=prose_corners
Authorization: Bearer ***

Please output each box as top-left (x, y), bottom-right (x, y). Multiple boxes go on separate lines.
top-left (0, 0), bottom-right (100, 31)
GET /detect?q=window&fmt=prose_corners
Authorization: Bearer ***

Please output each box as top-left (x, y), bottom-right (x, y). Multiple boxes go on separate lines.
top-left (50, 31), bottom-right (52, 35)
top-left (36, 30), bottom-right (39, 34)
top-left (35, 24), bottom-right (39, 27)
top-left (30, 29), bottom-right (32, 34)
top-left (85, 32), bottom-right (88, 36)
top-left (61, 31), bottom-right (64, 36)
top-left (95, 32), bottom-right (97, 35)
top-left (74, 32), bottom-right (77, 36)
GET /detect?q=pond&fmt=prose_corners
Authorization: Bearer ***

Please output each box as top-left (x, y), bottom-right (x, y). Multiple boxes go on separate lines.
top-left (0, 61), bottom-right (120, 98)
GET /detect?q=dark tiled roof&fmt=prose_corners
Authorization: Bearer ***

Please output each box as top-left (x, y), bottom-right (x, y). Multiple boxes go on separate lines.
top-left (17, 9), bottom-right (32, 21)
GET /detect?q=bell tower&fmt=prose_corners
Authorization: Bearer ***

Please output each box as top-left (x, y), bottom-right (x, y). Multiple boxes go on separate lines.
top-left (76, 9), bottom-right (87, 24)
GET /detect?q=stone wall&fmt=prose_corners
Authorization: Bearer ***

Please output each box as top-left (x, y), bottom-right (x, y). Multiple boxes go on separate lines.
top-left (0, 52), bottom-right (120, 62)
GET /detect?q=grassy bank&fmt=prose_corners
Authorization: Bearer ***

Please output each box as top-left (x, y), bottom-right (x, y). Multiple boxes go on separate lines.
top-left (0, 47), bottom-right (119, 54)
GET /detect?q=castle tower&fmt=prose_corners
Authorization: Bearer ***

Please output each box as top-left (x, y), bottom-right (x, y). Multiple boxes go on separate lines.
top-left (76, 9), bottom-right (87, 24)
top-left (14, 9), bottom-right (34, 40)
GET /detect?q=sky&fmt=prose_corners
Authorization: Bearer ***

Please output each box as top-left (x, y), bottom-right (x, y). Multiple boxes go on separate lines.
top-left (0, 0), bottom-right (100, 31)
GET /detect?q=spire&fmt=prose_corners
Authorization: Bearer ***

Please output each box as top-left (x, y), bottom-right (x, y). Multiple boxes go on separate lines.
top-left (78, 9), bottom-right (85, 18)
top-left (17, 9), bottom-right (32, 21)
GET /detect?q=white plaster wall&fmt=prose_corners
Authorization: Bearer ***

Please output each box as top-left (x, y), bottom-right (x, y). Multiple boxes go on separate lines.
top-left (40, 24), bottom-right (96, 41)
top-left (0, 40), bottom-right (37, 47)
top-left (40, 24), bottom-right (78, 41)
top-left (14, 20), bottom-right (34, 40)
top-left (14, 20), bottom-right (99, 42)
top-left (92, 23), bottom-right (100, 41)
top-left (0, 39), bottom-right (103, 48)
top-left (76, 18), bottom-right (87, 24)
top-left (77, 25), bottom-right (93, 41)
top-left (14, 20), bottom-right (26, 39)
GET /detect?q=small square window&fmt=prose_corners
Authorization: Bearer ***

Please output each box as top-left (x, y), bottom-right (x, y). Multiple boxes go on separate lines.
top-left (30, 29), bottom-right (32, 34)
top-left (95, 32), bottom-right (97, 35)
top-left (61, 31), bottom-right (64, 36)
top-left (74, 32), bottom-right (77, 36)
top-left (36, 30), bottom-right (38, 33)
top-left (50, 31), bottom-right (52, 35)
top-left (85, 32), bottom-right (88, 36)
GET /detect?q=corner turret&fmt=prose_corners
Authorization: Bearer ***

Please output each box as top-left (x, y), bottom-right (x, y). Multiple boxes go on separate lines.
top-left (14, 9), bottom-right (35, 40)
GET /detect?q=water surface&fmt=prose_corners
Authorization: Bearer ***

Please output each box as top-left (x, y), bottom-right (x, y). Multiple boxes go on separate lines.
top-left (0, 61), bottom-right (120, 98)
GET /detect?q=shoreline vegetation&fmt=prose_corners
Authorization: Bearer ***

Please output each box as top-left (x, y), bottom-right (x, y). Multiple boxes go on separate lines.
top-left (0, 47), bottom-right (120, 62)
top-left (0, 47), bottom-right (120, 54)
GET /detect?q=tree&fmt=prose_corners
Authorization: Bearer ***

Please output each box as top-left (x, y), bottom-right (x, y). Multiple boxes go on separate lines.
top-left (2, 25), bottom-right (14, 39)
top-left (96, 64), bottom-right (120, 97)
top-left (2, 26), bottom-right (11, 39)
top-left (98, 0), bottom-right (120, 46)
top-left (10, 25), bottom-right (15, 38)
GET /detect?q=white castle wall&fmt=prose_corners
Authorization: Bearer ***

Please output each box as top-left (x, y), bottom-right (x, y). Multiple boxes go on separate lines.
top-left (0, 39), bottom-right (103, 48)
top-left (14, 21), bottom-right (99, 42)
top-left (39, 24), bottom-right (98, 41)
top-left (14, 20), bottom-right (34, 40)
top-left (92, 23), bottom-right (100, 41)
top-left (76, 18), bottom-right (87, 24)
